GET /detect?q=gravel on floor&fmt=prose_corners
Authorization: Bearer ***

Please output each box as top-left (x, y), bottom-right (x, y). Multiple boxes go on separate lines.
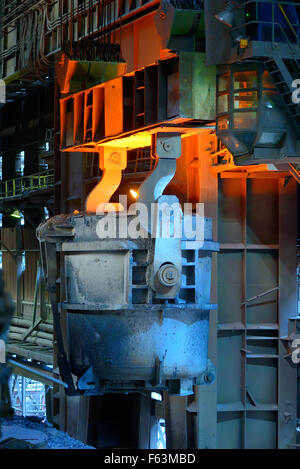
top-left (1, 415), bottom-right (95, 449)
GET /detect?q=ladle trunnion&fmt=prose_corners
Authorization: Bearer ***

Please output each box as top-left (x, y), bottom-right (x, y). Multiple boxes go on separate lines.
top-left (37, 212), bottom-right (218, 397)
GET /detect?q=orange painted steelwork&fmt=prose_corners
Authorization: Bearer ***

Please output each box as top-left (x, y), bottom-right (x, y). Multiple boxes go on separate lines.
top-left (56, 53), bottom-right (127, 95)
top-left (85, 147), bottom-right (127, 214)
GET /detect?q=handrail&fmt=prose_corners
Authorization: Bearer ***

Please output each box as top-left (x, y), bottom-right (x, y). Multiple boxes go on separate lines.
top-left (278, 3), bottom-right (298, 41)
top-left (232, 0), bottom-right (300, 50)
top-left (0, 170), bottom-right (54, 199)
top-left (233, 18), bottom-right (298, 50)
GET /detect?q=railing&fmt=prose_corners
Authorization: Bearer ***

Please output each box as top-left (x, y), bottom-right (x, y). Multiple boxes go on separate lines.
top-left (0, 170), bottom-right (54, 199)
top-left (232, 1), bottom-right (300, 50)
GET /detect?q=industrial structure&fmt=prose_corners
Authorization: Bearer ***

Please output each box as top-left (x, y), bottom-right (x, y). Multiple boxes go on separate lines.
top-left (0, 0), bottom-right (299, 449)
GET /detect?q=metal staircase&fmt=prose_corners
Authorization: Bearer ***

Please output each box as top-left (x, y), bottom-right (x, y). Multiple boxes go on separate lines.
top-left (264, 57), bottom-right (300, 136)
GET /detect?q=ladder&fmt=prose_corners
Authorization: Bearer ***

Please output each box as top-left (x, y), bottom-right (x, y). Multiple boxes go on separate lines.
top-left (264, 57), bottom-right (300, 136)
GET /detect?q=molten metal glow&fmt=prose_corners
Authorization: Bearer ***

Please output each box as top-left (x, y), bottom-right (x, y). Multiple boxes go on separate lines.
top-left (130, 189), bottom-right (138, 199)
top-left (85, 169), bottom-right (123, 214)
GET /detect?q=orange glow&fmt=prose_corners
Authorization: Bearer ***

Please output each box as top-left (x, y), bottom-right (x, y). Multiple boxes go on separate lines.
top-left (85, 148), bottom-right (127, 214)
top-left (86, 168), bottom-right (123, 214)
top-left (73, 210), bottom-right (79, 214)
top-left (130, 189), bottom-right (138, 199)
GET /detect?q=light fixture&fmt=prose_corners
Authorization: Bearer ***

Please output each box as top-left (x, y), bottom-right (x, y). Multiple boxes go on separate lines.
top-left (10, 209), bottom-right (21, 219)
top-left (265, 101), bottom-right (274, 109)
top-left (130, 189), bottom-right (138, 199)
top-left (215, 1), bottom-right (235, 28)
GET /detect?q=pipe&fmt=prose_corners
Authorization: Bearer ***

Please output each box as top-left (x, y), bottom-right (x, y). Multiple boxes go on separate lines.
top-left (8, 333), bottom-right (52, 348)
top-left (10, 318), bottom-right (53, 333)
top-left (7, 359), bottom-right (68, 389)
top-left (38, 324), bottom-right (53, 333)
top-left (11, 318), bottom-right (30, 327)
top-left (9, 327), bottom-right (52, 341)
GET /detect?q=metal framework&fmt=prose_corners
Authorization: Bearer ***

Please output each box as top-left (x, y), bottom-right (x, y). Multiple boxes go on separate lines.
top-left (1, 0), bottom-right (161, 81)
top-left (0, 170), bottom-right (54, 199)
top-left (0, 0), bottom-right (299, 450)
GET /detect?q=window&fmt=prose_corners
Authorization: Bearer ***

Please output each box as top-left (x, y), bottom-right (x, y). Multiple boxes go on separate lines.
top-left (262, 70), bottom-right (276, 89)
top-left (217, 116), bottom-right (230, 130)
top-left (234, 71), bottom-right (258, 90)
top-left (218, 73), bottom-right (230, 92)
top-left (233, 111), bottom-right (257, 129)
top-left (234, 91), bottom-right (258, 109)
top-left (16, 150), bottom-right (25, 176)
top-left (217, 94), bottom-right (229, 113)
top-left (9, 375), bottom-right (46, 419)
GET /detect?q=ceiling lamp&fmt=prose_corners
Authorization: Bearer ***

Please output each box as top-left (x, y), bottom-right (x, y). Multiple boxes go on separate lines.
top-left (215, 1), bottom-right (235, 28)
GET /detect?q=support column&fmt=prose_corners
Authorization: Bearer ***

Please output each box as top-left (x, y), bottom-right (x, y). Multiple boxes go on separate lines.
top-left (164, 394), bottom-right (187, 449)
top-left (278, 177), bottom-right (297, 448)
